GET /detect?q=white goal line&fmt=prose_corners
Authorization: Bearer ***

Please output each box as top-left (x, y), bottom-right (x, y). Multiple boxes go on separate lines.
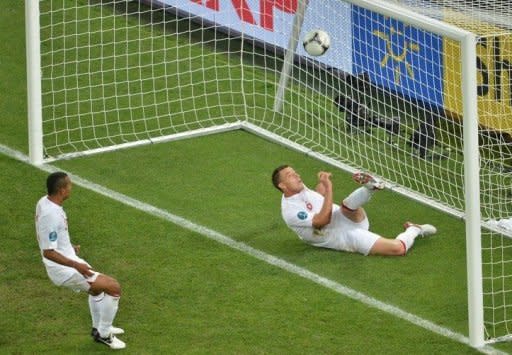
top-left (0, 142), bottom-right (505, 355)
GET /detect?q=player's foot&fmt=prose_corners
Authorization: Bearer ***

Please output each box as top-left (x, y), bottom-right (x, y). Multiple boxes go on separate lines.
top-left (110, 326), bottom-right (125, 335)
top-left (352, 171), bottom-right (384, 190)
top-left (94, 332), bottom-right (126, 350)
top-left (404, 222), bottom-right (437, 237)
top-left (91, 326), bottom-right (125, 338)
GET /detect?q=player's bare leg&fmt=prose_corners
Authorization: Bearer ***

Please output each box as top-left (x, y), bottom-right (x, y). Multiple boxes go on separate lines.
top-left (89, 274), bottom-right (121, 297)
top-left (341, 205), bottom-right (367, 223)
top-left (369, 222), bottom-right (437, 256)
top-left (369, 237), bottom-right (405, 256)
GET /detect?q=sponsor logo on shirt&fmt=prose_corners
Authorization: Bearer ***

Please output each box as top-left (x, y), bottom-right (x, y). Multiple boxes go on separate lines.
top-left (297, 211), bottom-right (308, 220)
top-left (49, 231), bottom-right (57, 242)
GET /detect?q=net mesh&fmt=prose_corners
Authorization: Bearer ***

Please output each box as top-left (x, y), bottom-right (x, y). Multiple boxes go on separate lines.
top-left (36, 0), bottom-right (512, 342)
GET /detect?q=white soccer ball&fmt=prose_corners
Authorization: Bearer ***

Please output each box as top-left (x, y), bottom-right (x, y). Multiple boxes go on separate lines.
top-left (303, 29), bottom-right (331, 57)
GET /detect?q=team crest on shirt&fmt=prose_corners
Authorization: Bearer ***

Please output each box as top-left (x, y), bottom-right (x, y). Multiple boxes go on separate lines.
top-left (49, 231), bottom-right (57, 242)
top-left (297, 211), bottom-right (308, 220)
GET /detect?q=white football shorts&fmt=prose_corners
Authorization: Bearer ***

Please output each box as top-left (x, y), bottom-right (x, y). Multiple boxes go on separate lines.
top-left (330, 212), bottom-right (380, 255)
top-left (62, 270), bottom-right (99, 293)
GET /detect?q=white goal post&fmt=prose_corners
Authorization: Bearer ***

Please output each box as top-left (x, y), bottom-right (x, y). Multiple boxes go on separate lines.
top-left (26, 0), bottom-right (512, 347)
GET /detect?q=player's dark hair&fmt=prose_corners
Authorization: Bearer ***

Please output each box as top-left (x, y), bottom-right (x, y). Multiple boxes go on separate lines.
top-left (47, 172), bottom-right (69, 195)
top-left (271, 165), bottom-right (289, 192)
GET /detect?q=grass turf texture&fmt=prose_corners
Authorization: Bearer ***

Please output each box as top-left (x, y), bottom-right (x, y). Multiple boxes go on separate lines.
top-left (2, 0), bottom-right (512, 353)
top-left (0, 141), bottom-right (482, 354)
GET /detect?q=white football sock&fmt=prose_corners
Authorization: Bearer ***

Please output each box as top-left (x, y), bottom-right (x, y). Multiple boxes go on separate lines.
top-left (97, 294), bottom-right (120, 338)
top-left (395, 225), bottom-right (421, 253)
top-left (343, 187), bottom-right (373, 210)
top-left (88, 292), bottom-right (104, 329)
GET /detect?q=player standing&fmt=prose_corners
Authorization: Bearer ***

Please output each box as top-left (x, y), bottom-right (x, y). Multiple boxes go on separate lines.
top-left (35, 171), bottom-right (126, 349)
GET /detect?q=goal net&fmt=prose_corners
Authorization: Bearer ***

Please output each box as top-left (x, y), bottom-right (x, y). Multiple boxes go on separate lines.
top-left (26, 0), bottom-right (512, 346)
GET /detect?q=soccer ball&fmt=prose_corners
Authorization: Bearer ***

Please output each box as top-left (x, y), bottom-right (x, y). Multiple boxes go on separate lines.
top-left (303, 29), bottom-right (330, 57)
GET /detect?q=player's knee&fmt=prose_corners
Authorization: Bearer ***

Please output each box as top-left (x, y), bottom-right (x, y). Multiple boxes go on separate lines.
top-left (107, 278), bottom-right (121, 297)
top-left (372, 239), bottom-right (406, 256)
top-left (390, 241), bottom-right (406, 256)
top-left (94, 275), bottom-right (121, 297)
top-left (341, 205), bottom-right (366, 223)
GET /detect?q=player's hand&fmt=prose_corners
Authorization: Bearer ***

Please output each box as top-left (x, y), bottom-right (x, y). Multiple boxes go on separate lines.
top-left (317, 171), bottom-right (332, 191)
top-left (314, 171), bottom-right (332, 197)
top-left (73, 261), bottom-right (94, 277)
top-left (317, 171), bottom-right (332, 185)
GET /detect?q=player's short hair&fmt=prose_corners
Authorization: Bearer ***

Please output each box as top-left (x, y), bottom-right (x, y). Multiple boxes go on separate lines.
top-left (272, 165), bottom-right (289, 192)
top-left (47, 171), bottom-right (69, 195)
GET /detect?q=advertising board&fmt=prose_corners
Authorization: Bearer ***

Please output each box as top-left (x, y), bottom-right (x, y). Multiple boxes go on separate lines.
top-left (153, 0), bottom-right (352, 73)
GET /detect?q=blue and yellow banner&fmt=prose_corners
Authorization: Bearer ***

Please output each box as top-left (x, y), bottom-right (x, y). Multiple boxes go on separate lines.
top-left (352, 6), bottom-right (444, 108)
top-left (352, 6), bottom-right (512, 133)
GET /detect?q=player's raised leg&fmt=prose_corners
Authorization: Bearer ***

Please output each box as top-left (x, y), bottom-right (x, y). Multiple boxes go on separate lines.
top-left (342, 172), bottom-right (384, 223)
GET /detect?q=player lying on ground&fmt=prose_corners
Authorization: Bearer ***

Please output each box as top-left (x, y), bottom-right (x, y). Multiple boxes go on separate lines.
top-left (271, 165), bottom-right (436, 256)
top-left (35, 172), bottom-right (126, 349)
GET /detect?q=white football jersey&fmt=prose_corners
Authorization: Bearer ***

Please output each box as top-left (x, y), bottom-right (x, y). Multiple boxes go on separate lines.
top-left (281, 187), bottom-right (341, 249)
top-left (35, 196), bottom-right (86, 285)
top-left (281, 187), bottom-right (380, 254)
